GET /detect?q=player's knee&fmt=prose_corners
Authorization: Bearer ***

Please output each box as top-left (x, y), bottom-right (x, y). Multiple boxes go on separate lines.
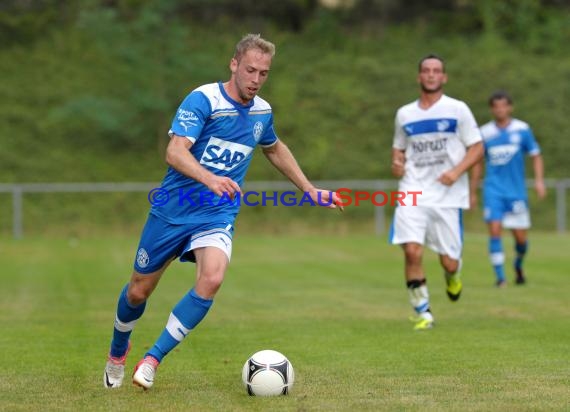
top-left (404, 245), bottom-right (422, 264)
top-left (199, 271), bottom-right (225, 296)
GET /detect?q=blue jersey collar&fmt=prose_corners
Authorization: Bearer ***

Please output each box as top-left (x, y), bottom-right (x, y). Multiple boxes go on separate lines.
top-left (218, 81), bottom-right (254, 110)
top-left (494, 119), bottom-right (513, 131)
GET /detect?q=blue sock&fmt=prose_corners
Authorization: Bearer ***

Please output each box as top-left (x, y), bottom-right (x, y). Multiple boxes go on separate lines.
top-left (514, 241), bottom-right (528, 271)
top-left (489, 237), bottom-right (505, 282)
top-left (110, 284), bottom-right (147, 357)
top-left (147, 288), bottom-right (213, 362)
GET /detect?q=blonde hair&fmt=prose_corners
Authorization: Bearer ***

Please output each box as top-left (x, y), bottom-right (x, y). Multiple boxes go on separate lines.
top-left (234, 34), bottom-right (275, 61)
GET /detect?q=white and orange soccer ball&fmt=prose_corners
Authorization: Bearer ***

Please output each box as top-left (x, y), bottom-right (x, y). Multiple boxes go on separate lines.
top-left (242, 349), bottom-right (295, 396)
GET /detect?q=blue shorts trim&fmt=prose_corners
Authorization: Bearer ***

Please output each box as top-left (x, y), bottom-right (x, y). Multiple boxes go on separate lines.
top-left (133, 214), bottom-right (234, 274)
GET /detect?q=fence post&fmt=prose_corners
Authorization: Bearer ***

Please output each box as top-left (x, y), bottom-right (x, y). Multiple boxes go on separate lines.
top-left (374, 205), bottom-right (385, 235)
top-left (13, 186), bottom-right (23, 239)
top-left (556, 181), bottom-right (567, 233)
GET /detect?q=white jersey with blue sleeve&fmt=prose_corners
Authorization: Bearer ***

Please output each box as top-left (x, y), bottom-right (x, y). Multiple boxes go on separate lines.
top-left (150, 82), bottom-right (278, 224)
top-left (480, 118), bottom-right (540, 200)
top-left (393, 95), bottom-right (482, 208)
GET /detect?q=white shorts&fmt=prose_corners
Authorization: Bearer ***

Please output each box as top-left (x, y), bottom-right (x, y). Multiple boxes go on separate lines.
top-left (390, 206), bottom-right (463, 259)
top-left (181, 226), bottom-right (233, 263)
top-left (502, 210), bottom-right (531, 229)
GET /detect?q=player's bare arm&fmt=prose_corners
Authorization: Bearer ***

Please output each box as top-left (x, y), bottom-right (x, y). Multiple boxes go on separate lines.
top-left (532, 154), bottom-right (546, 199)
top-left (391, 148), bottom-right (406, 178)
top-left (166, 134), bottom-right (241, 197)
top-left (469, 160), bottom-right (483, 209)
top-left (262, 140), bottom-right (343, 210)
top-left (438, 141), bottom-right (484, 186)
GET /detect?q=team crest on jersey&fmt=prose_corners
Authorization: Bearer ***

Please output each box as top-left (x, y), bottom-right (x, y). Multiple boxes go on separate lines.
top-left (509, 133), bottom-right (521, 144)
top-left (253, 121), bottom-right (264, 142)
top-left (437, 120), bottom-right (450, 132)
top-left (136, 248), bottom-right (149, 268)
top-left (200, 137), bottom-right (253, 171)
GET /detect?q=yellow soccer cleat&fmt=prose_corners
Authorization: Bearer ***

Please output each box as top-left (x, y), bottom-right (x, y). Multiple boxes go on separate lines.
top-left (409, 313), bottom-right (434, 331)
top-left (445, 273), bottom-right (462, 302)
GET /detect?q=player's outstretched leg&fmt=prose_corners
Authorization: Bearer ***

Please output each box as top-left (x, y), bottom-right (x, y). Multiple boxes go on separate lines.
top-left (133, 288), bottom-right (213, 389)
top-left (514, 240), bottom-right (528, 285)
top-left (489, 236), bottom-right (506, 287)
top-left (104, 284), bottom-right (147, 388)
top-left (407, 279), bottom-right (434, 330)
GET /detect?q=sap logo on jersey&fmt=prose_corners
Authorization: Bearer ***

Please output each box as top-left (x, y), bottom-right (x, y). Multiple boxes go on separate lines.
top-left (488, 144), bottom-right (519, 166)
top-left (200, 137), bottom-right (253, 171)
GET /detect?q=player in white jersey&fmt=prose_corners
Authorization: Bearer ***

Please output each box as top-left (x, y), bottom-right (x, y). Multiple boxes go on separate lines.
top-left (390, 54), bottom-right (483, 330)
top-left (103, 34), bottom-right (342, 390)
top-left (471, 90), bottom-right (545, 287)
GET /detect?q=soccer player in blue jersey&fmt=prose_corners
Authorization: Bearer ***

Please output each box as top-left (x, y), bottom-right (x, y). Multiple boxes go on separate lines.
top-left (471, 90), bottom-right (545, 287)
top-left (390, 54), bottom-right (483, 330)
top-left (103, 34), bottom-right (342, 389)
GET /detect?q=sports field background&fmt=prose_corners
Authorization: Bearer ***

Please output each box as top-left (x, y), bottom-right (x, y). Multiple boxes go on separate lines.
top-left (1, 232), bottom-right (568, 411)
top-left (2, 1), bottom-right (570, 410)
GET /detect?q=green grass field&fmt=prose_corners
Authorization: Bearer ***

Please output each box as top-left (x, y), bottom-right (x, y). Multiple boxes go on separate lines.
top-left (1, 233), bottom-right (569, 411)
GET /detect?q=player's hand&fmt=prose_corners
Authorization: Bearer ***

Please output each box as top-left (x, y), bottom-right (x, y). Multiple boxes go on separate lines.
top-left (205, 175), bottom-right (241, 199)
top-left (438, 169), bottom-right (460, 186)
top-left (308, 188), bottom-right (344, 211)
top-left (535, 180), bottom-right (546, 199)
top-left (391, 158), bottom-right (405, 178)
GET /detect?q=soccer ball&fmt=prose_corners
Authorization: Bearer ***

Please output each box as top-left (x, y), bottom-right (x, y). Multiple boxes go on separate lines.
top-left (242, 349), bottom-right (295, 396)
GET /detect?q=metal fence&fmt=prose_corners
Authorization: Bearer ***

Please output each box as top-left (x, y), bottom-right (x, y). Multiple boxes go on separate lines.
top-left (1, 179), bottom-right (569, 239)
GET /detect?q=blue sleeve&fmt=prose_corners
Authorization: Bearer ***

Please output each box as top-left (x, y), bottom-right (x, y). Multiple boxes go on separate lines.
top-left (169, 91), bottom-right (211, 143)
top-left (523, 127), bottom-right (540, 156)
top-left (259, 115), bottom-right (278, 147)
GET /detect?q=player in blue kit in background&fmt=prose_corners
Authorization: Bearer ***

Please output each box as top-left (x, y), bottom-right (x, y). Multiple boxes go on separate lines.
top-left (471, 90), bottom-right (545, 287)
top-left (103, 34), bottom-right (342, 390)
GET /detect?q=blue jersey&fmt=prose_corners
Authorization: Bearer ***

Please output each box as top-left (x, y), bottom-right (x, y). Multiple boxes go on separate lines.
top-left (150, 82), bottom-right (278, 224)
top-left (479, 118), bottom-right (540, 200)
